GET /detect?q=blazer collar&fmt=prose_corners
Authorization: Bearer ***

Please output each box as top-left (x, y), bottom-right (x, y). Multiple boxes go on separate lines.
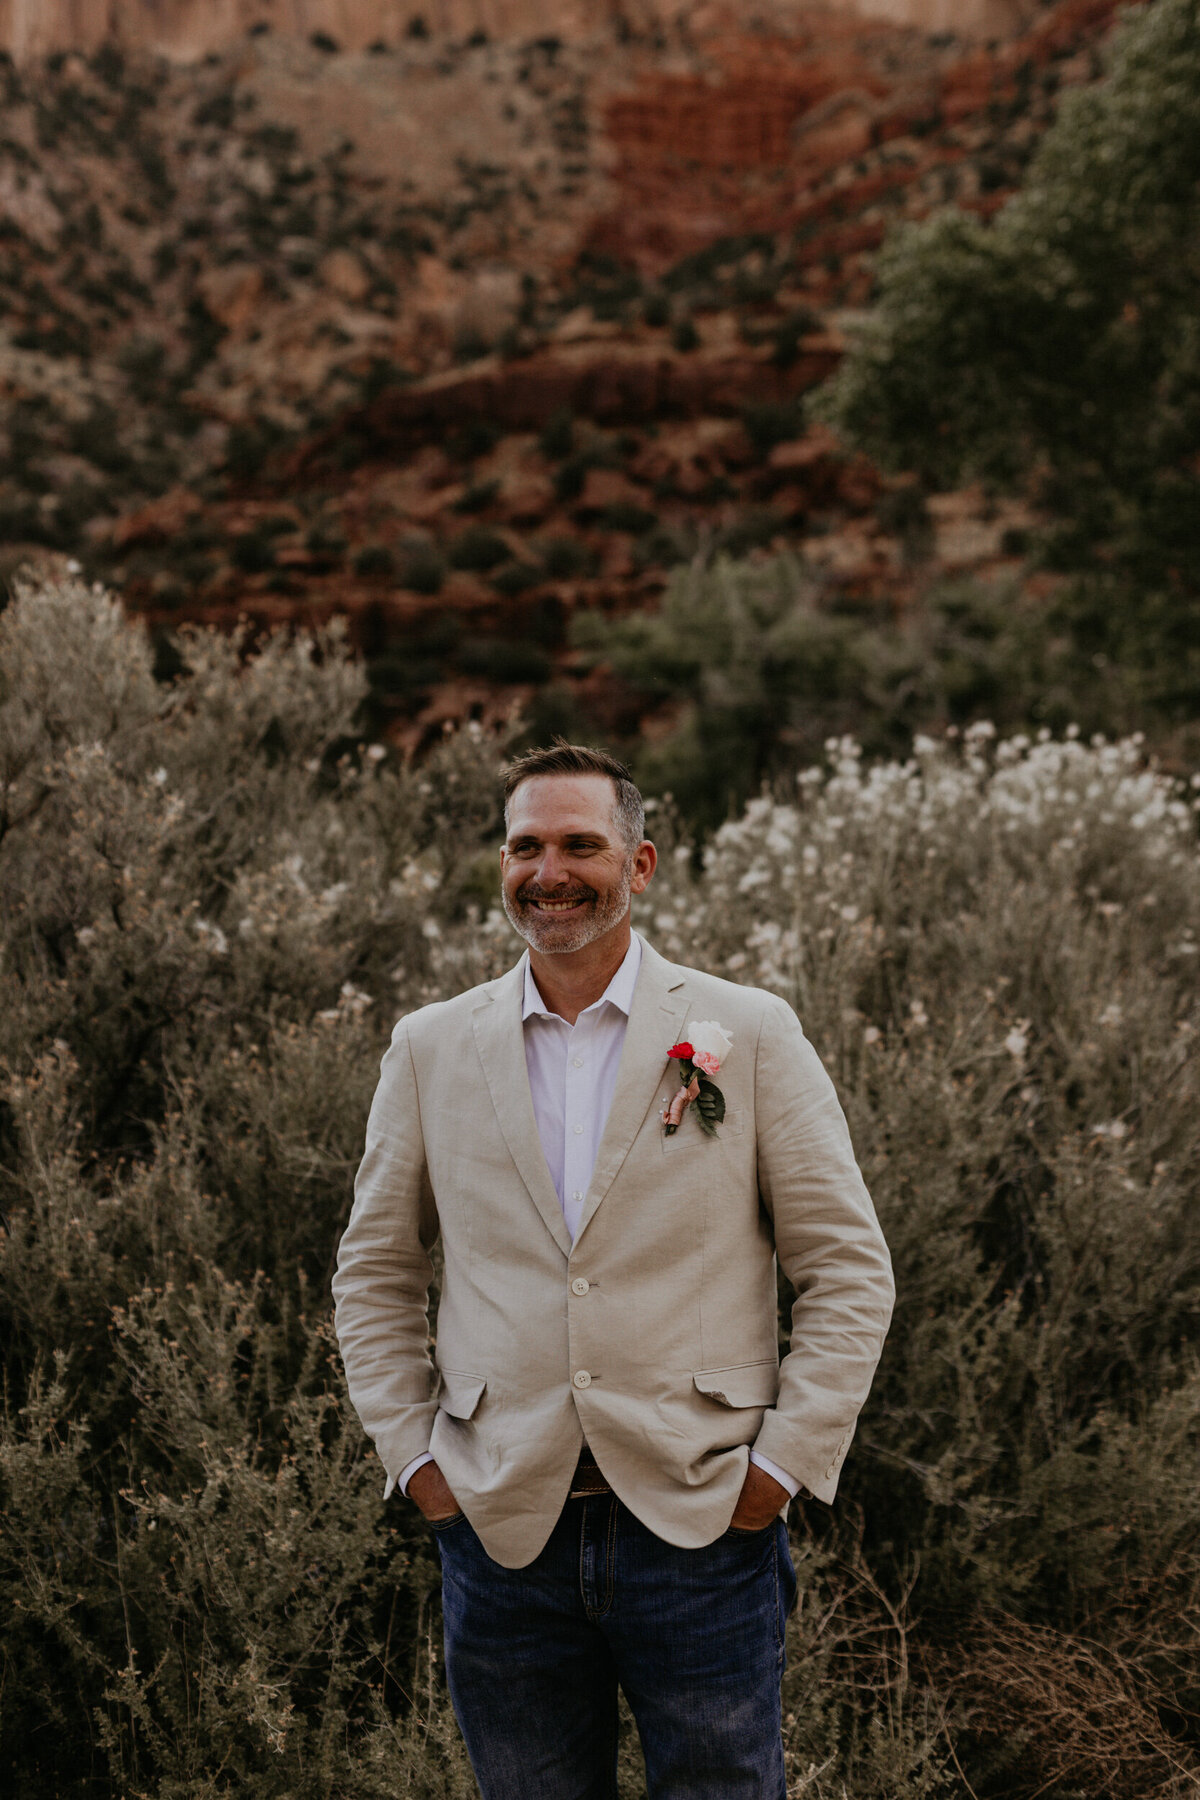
top-left (470, 935), bottom-right (692, 1258)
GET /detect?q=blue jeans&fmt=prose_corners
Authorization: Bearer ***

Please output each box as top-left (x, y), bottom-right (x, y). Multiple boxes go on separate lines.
top-left (433, 1495), bottom-right (797, 1799)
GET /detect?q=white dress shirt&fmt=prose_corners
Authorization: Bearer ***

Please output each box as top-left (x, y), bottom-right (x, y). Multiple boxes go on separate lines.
top-left (398, 932), bottom-right (798, 1501)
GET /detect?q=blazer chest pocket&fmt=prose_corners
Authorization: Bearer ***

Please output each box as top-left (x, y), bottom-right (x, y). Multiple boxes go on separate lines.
top-left (693, 1360), bottom-right (779, 1408)
top-left (661, 1105), bottom-right (744, 1150)
top-left (437, 1369), bottom-right (487, 1421)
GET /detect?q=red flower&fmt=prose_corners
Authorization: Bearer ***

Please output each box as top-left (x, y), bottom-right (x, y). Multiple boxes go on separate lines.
top-left (668, 1042), bottom-right (694, 1060)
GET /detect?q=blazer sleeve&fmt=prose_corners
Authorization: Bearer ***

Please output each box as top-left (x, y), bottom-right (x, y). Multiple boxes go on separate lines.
top-left (332, 1016), bottom-right (441, 1493)
top-left (750, 994), bottom-right (894, 1504)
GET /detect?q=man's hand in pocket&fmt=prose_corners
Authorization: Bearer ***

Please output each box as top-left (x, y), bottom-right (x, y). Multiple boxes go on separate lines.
top-left (408, 1461), bottom-right (461, 1522)
top-left (729, 1462), bottom-right (789, 1531)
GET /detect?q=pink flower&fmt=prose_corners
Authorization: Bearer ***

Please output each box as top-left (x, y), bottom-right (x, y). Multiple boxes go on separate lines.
top-left (692, 1049), bottom-right (721, 1077)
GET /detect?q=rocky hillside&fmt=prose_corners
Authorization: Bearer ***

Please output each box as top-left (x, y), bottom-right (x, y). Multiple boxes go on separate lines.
top-left (0, 1), bottom-right (1047, 64)
top-left (0, 0), bottom-right (1121, 749)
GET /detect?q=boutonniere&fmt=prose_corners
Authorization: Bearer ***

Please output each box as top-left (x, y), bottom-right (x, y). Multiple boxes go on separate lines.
top-left (662, 1020), bottom-right (733, 1137)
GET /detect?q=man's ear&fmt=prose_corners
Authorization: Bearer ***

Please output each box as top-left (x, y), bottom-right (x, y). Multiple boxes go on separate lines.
top-left (631, 839), bottom-right (657, 895)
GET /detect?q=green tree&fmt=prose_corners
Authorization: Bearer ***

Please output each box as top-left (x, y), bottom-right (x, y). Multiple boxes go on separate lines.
top-left (817, 0), bottom-right (1200, 695)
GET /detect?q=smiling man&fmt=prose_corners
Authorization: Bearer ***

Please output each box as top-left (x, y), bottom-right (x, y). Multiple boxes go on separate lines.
top-left (333, 741), bottom-right (894, 1799)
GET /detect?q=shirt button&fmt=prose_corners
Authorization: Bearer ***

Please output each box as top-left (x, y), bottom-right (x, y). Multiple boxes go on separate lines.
top-left (572, 1369), bottom-right (592, 1389)
top-left (571, 1277), bottom-right (590, 1296)
top-left (572, 1123), bottom-right (584, 1135)
top-left (573, 1057), bottom-right (584, 1068)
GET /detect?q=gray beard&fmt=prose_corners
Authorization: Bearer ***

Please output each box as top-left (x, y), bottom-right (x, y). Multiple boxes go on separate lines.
top-left (503, 863), bottom-right (634, 954)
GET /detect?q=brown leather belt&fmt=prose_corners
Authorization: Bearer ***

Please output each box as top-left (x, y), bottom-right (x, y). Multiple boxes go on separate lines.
top-left (568, 1447), bottom-right (612, 1498)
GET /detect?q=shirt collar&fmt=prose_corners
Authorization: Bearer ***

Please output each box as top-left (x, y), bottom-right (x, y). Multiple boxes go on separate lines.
top-left (521, 931), bottom-right (643, 1024)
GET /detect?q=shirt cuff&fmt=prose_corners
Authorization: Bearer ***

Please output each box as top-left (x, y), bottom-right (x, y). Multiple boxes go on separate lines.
top-left (749, 1450), bottom-right (801, 1499)
top-left (394, 1451), bottom-right (434, 1498)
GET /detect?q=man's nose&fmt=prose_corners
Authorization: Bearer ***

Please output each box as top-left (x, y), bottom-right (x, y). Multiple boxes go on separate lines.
top-left (535, 847), bottom-right (570, 888)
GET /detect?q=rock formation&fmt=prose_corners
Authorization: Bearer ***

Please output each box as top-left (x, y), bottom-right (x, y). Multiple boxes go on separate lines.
top-left (0, 0), bottom-right (1120, 751)
top-left (0, 0), bottom-right (1043, 63)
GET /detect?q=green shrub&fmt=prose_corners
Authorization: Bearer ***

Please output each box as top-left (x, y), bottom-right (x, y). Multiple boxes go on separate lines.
top-left (741, 398), bottom-right (806, 457)
top-left (538, 409), bottom-right (575, 461)
top-left (231, 528), bottom-right (278, 572)
top-left (2, 575), bottom-right (1197, 1798)
top-left (453, 476), bottom-right (501, 514)
top-left (354, 543), bottom-right (396, 577)
top-left (490, 559), bottom-right (542, 596)
top-left (537, 534), bottom-right (597, 579)
top-left (445, 525), bottom-right (510, 573)
top-left (815, 0), bottom-right (1200, 612)
top-left (455, 635), bottom-right (552, 683)
top-left (396, 542), bottom-right (445, 595)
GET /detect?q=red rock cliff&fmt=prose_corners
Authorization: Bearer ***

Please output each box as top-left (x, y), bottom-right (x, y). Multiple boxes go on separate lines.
top-left (0, 0), bottom-right (1042, 61)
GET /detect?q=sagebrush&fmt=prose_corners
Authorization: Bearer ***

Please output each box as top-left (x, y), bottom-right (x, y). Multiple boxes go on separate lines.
top-left (1, 578), bottom-right (1197, 1797)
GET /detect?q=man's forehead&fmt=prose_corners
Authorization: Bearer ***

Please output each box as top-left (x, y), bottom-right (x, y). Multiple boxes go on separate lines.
top-left (505, 773), bottom-right (618, 837)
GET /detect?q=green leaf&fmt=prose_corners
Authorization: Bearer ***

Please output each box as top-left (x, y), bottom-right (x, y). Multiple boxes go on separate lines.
top-left (697, 1077), bottom-right (726, 1123)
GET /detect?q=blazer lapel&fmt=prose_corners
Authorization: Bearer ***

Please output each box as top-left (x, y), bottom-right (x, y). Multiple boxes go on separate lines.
top-left (573, 940), bottom-right (691, 1248)
top-left (471, 962), bottom-right (573, 1259)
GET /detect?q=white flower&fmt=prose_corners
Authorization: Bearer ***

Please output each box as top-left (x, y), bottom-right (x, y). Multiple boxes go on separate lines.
top-left (1003, 1026), bottom-right (1029, 1060)
top-left (195, 918), bottom-right (228, 955)
top-left (685, 1020), bottom-right (734, 1065)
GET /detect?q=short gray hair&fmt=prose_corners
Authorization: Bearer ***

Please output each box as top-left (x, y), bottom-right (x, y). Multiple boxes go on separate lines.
top-left (502, 740), bottom-right (645, 853)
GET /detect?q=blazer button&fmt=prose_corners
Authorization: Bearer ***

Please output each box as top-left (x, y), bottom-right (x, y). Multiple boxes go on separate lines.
top-left (571, 1277), bottom-right (590, 1296)
top-left (572, 1370), bottom-right (592, 1389)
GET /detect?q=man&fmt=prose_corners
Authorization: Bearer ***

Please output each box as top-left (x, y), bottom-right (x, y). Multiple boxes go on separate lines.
top-left (333, 742), bottom-right (894, 1798)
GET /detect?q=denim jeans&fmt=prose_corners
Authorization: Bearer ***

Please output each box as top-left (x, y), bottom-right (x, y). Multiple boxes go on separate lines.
top-left (433, 1494), bottom-right (797, 1799)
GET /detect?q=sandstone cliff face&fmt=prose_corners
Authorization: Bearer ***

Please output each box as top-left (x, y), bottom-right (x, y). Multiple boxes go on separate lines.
top-left (0, 0), bottom-right (1040, 63)
top-left (0, 0), bottom-right (1118, 752)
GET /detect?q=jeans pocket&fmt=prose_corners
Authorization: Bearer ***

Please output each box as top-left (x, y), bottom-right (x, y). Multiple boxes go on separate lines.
top-left (429, 1510), bottom-right (467, 1532)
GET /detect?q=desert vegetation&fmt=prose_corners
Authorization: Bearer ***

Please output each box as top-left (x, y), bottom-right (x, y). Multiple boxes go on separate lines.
top-left (3, 3), bottom-right (1199, 1794)
top-left (2, 573), bottom-right (1198, 1797)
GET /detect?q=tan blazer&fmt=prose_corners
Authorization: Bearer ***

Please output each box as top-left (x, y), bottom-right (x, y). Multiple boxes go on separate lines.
top-left (333, 936), bottom-right (894, 1568)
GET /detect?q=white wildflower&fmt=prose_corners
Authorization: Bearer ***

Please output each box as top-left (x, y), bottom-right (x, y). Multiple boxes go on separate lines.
top-left (195, 918), bottom-right (228, 956)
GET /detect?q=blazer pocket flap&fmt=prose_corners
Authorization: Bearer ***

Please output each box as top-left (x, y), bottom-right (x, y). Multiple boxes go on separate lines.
top-left (438, 1370), bottom-right (487, 1421)
top-left (693, 1360), bottom-right (779, 1408)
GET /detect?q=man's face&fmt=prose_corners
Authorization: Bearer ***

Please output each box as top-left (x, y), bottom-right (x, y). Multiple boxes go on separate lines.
top-left (500, 774), bottom-right (654, 955)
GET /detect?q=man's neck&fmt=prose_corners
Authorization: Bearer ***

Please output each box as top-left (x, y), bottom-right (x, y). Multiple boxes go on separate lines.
top-left (527, 922), bottom-right (633, 1026)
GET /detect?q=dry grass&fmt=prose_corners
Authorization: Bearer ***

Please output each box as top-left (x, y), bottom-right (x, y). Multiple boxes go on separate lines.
top-left (938, 1616), bottom-right (1200, 1799)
